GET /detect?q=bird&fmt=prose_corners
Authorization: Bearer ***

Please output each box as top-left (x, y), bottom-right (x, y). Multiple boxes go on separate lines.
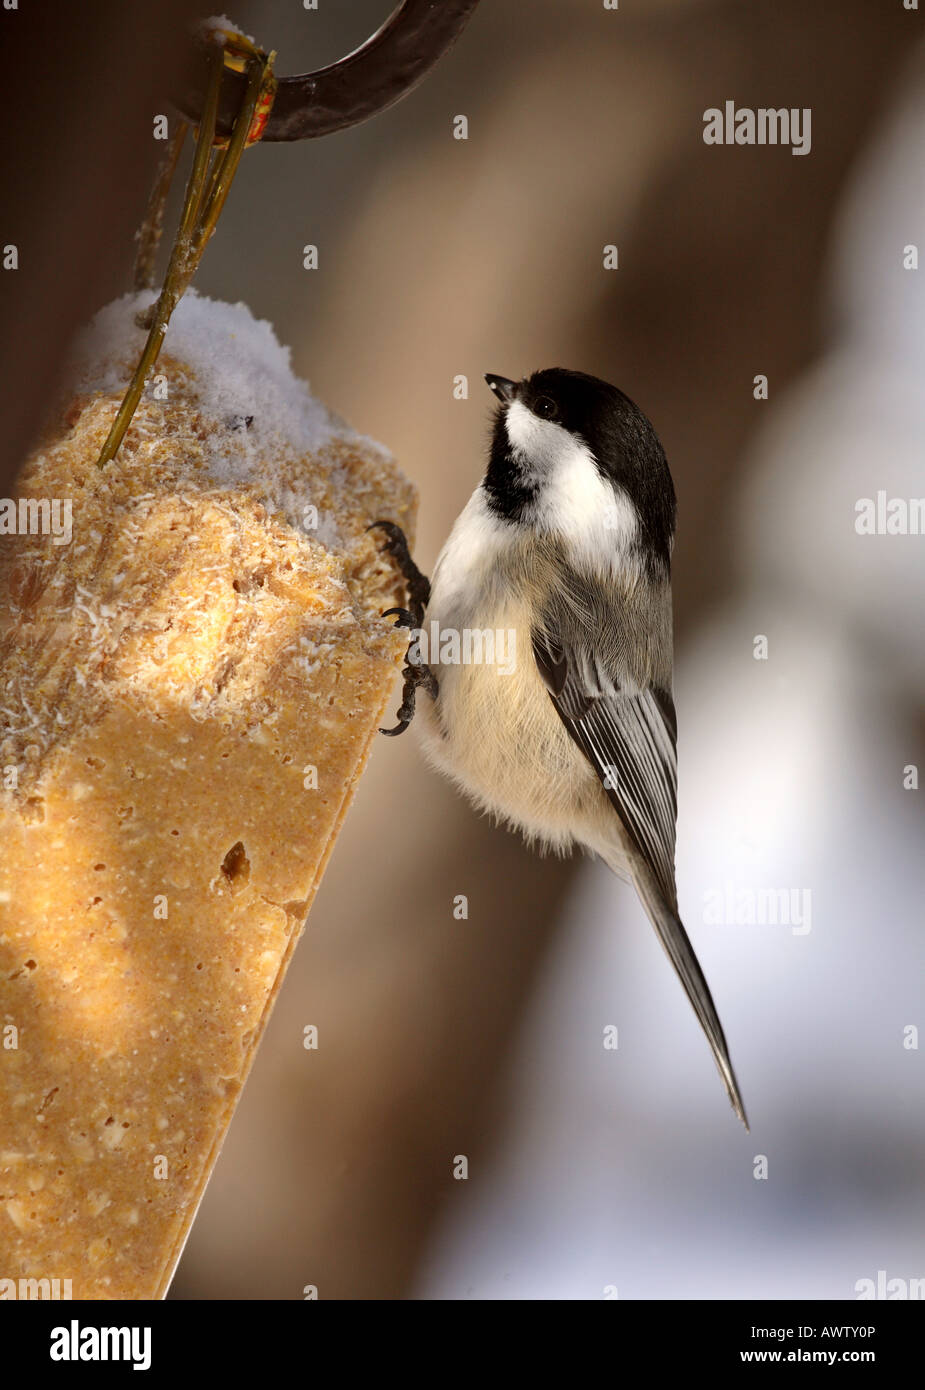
top-left (373, 367), bottom-right (748, 1127)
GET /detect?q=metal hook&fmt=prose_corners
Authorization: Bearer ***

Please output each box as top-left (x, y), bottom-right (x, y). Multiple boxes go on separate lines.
top-left (172, 0), bottom-right (482, 143)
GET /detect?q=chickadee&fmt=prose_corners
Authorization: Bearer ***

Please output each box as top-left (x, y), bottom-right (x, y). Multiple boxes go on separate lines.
top-left (376, 368), bottom-right (747, 1126)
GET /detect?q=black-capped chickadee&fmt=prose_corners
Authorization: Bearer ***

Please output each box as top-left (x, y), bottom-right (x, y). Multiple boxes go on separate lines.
top-left (374, 368), bottom-right (747, 1127)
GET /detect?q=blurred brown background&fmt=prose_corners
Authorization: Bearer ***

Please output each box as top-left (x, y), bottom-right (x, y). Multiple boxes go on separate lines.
top-left (4, 0), bottom-right (920, 1298)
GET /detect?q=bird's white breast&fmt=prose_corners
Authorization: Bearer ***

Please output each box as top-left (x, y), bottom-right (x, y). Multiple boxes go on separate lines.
top-left (415, 486), bottom-right (607, 853)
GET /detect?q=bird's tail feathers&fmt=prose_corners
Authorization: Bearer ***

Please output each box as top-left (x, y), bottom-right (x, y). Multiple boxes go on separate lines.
top-left (606, 850), bottom-right (749, 1129)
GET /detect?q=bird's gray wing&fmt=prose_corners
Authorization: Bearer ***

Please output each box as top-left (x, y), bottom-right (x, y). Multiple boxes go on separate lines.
top-left (532, 613), bottom-right (748, 1128)
top-left (531, 622), bottom-right (679, 908)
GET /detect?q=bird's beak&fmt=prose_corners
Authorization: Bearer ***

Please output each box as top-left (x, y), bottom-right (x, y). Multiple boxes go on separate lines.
top-left (484, 374), bottom-right (517, 404)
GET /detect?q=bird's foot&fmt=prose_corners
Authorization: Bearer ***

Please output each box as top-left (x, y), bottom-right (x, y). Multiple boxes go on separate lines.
top-left (368, 520), bottom-right (430, 627)
top-left (379, 608), bottom-right (439, 736)
top-left (369, 523), bottom-right (437, 736)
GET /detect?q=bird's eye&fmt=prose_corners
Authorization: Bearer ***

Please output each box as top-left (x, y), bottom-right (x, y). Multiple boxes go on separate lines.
top-left (534, 396), bottom-right (558, 420)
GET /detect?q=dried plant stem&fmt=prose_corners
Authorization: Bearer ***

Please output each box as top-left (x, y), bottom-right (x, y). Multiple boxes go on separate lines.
top-left (97, 39), bottom-right (274, 469)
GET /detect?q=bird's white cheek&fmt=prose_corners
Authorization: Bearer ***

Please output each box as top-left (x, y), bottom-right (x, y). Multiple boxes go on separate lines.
top-left (503, 400), bottom-right (572, 464)
top-left (505, 401), bottom-right (640, 567)
top-left (539, 450), bottom-right (638, 559)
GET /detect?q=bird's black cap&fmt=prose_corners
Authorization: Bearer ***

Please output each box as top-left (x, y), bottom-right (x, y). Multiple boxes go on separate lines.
top-left (483, 367), bottom-right (677, 572)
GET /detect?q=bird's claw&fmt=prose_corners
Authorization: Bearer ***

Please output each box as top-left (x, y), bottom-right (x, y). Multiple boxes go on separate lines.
top-left (379, 659), bottom-right (439, 736)
top-left (383, 606), bottom-right (416, 630)
top-left (370, 522), bottom-right (437, 735)
top-left (368, 520), bottom-right (431, 628)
